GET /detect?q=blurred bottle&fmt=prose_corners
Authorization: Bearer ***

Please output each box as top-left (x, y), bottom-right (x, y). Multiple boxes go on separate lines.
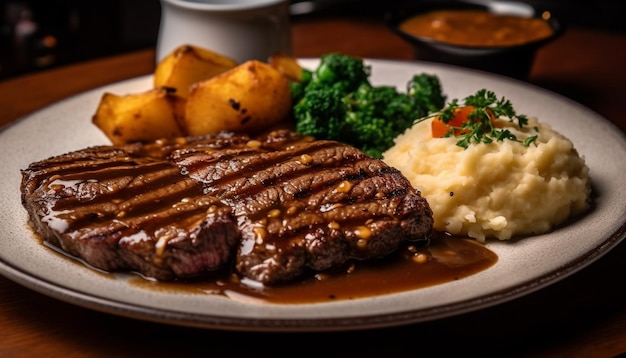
top-left (1, 2), bottom-right (57, 80)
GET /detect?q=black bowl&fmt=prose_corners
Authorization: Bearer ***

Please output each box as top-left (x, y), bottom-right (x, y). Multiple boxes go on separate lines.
top-left (386, 0), bottom-right (564, 79)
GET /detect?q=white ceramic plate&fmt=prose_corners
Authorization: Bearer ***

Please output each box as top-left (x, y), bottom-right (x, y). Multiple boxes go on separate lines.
top-left (1, 59), bottom-right (624, 332)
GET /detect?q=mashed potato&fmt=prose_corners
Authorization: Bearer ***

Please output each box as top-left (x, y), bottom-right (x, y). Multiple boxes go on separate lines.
top-left (382, 117), bottom-right (591, 242)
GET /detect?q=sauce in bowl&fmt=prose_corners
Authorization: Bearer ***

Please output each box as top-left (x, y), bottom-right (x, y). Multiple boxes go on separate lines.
top-left (399, 9), bottom-right (554, 47)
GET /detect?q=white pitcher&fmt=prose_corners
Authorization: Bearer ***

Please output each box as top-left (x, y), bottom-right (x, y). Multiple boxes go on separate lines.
top-left (157, 0), bottom-right (292, 63)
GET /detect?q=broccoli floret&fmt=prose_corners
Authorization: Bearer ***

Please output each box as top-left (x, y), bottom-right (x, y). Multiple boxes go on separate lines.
top-left (407, 73), bottom-right (446, 113)
top-left (315, 53), bottom-right (371, 93)
top-left (294, 85), bottom-right (345, 139)
top-left (344, 110), bottom-right (394, 158)
top-left (293, 54), bottom-right (371, 140)
top-left (292, 54), bottom-right (446, 158)
top-left (343, 84), bottom-right (423, 157)
top-left (290, 68), bottom-right (313, 104)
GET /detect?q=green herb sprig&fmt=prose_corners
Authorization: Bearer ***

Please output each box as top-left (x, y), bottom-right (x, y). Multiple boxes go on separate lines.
top-left (417, 89), bottom-right (539, 149)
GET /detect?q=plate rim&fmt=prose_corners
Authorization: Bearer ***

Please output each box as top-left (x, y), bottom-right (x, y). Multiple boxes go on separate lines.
top-left (1, 58), bottom-right (625, 332)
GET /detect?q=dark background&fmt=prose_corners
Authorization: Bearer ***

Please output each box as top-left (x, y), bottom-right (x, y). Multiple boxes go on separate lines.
top-left (1, 0), bottom-right (625, 80)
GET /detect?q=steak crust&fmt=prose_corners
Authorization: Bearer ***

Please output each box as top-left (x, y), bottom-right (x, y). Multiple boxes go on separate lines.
top-left (20, 130), bottom-right (433, 284)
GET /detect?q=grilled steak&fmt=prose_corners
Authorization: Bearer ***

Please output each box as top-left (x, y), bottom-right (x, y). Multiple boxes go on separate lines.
top-left (20, 139), bottom-right (241, 280)
top-left (21, 130), bottom-right (433, 284)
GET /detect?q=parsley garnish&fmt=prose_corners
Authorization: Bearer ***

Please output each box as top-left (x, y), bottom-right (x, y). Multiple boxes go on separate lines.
top-left (417, 89), bottom-right (539, 149)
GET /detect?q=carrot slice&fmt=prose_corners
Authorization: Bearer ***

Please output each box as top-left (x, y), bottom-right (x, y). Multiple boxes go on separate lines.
top-left (431, 106), bottom-right (496, 138)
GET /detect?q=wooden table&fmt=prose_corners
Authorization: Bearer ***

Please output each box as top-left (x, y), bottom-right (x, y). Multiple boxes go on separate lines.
top-left (1, 16), bottom-right (625, 357)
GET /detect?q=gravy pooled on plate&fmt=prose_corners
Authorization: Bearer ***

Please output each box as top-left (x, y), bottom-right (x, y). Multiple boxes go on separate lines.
top-left (131, 233), bottom-right (497, 304)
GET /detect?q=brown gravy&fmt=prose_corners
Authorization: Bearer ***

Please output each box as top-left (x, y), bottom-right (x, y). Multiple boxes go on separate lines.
top-left (130, 233), bottom-right (498, 304)
top-left (399, 9), bottom-right (554, 47)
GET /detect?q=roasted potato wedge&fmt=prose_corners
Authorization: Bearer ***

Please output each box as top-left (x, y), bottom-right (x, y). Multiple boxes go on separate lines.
top-left (268, 53), bottom-right (304, 82)
top-left (154, 44), bottom-right (238, 98)
top-left (183, 60), bottom-right (292, 136)
top-left (92, 88), bottom-right (185, 145)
